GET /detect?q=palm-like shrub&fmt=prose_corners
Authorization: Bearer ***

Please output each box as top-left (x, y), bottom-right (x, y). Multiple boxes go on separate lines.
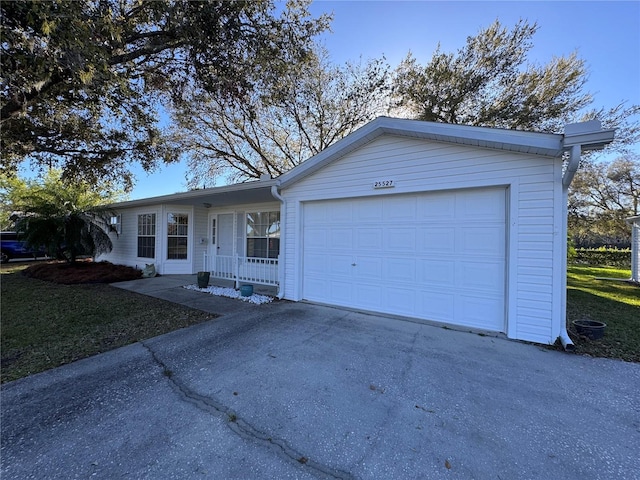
top-left (4, 171), bottom-right (121, 263)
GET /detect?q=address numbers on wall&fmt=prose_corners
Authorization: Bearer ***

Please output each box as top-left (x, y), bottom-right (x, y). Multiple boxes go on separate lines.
top-left (373, 180), bottom-right (395, 189)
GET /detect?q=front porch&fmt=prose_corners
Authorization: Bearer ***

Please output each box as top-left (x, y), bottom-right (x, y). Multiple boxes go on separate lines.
top-left (204, 254), bottom-right (280, 289)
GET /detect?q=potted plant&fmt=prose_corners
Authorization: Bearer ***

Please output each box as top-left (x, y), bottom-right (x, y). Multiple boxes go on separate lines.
top-left (572, 319), bottom-right (607, 340)
top-left (239, 284), bottom-right (253, 297)
top-left (197, 271), bottom-right (210, 288)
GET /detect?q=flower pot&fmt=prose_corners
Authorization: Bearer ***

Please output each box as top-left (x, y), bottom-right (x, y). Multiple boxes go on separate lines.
top-left (240, 284), bottom-right (253, 297)
top-left (572, 319), bottom-right (606, 340)
top-left (197, 271), bottom-right (210, 288)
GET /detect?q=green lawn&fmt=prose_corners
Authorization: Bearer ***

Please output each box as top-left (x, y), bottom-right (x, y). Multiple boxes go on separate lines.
top-left (1, 263), bottom-right (215, 383)
top-left (566, 265), bottom-right (640, 362)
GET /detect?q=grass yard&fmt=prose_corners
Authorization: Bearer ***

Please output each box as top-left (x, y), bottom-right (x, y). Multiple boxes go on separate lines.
top-left (566, 265), bottom-right (640, 362)
top-left (1, 262), bottom-right (216, 383)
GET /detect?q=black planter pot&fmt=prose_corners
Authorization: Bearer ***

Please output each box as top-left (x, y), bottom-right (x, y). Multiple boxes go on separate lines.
top-left (197, 271), bottom-right (210, 288)
top-left (572, 320), bottom-right (607, 340)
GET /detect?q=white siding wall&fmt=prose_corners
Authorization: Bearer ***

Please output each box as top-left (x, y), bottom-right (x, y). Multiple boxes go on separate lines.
top-left (632, 220), bottom-right (640, 282)
top-left (99, 201), bottom-right (283, 274)
top-left (99, 205), bottom-right (161, 271)
top-left (282, 134), bottom-right (563, 344)
top-left (193, 206), bottom-right (209, 273)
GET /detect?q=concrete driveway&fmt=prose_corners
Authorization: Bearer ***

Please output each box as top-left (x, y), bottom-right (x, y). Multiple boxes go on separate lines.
top-left (2, 300), bottom-right (639, 479)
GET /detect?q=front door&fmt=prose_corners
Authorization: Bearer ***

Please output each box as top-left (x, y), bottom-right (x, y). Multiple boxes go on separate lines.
top-left (210, 213), bottom-right (235, 278)
top-left (216, 213), bottom-right (234, 256)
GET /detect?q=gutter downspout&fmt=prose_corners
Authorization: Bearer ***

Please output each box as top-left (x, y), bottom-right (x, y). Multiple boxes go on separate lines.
top-left (557, 122), bottom-right (614, 350)
top-left (558, 144), bottom-right (581, 352)
top-left (271, 185), bottom-right (285, 299)
top-left (562, 144), bottom-right (581, 189)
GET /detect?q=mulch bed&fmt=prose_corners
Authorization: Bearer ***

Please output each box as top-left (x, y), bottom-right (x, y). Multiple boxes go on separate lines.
top-left (22, 259), bottom-right (142, 284)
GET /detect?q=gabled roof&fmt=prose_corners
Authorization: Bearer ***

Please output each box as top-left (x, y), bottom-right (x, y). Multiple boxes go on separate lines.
top-left (277, 117), bottom-right (565, 189)
top-left (110, 117), bottom-right (614, 208)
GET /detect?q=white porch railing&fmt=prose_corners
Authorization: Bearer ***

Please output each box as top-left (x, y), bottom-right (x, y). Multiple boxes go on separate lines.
top-left (204, 254), bottom-right (279, 287)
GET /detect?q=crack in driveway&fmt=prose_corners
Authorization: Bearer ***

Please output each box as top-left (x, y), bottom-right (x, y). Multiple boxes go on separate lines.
top-left (141, 341), bottom-right (355, 480)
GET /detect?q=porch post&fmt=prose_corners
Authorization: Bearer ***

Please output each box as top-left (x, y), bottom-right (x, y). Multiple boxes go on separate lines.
top-left (234, 254), bottom-right (240, 289)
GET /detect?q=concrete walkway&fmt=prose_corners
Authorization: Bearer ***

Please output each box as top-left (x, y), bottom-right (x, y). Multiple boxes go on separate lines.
top-left (112, 274), bottom-right (279, 315)
top-left (2, 277), bottom-right (639, 479)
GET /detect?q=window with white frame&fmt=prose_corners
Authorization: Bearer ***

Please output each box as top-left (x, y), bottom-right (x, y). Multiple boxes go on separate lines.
top-left (167, 213), bottom-right (188, 260)
top-left (109, 214), bottom-right (121, 234)
top-left (246, 211), bottom-right (280, 258)
top-left (137, 213), bottom-right (156, 258)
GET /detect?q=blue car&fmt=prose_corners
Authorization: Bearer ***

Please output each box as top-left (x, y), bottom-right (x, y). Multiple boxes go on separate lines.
top-left (0, 232), bottom-right (47, 263)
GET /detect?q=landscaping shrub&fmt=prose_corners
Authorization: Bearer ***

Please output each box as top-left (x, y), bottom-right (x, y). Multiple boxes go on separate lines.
top-left (571, 247), bottom-right (631, 268)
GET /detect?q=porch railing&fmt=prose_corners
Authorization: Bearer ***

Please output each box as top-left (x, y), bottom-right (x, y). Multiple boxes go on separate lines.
top-left (203, 254), bottom-right (279, 287)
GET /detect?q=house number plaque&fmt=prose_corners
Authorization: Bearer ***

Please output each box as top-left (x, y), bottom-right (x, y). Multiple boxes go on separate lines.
top-left (373, 180), bottom-right (395, 189)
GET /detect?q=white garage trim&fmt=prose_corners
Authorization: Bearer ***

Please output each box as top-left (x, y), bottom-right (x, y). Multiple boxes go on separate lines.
top-left (301, 187), bottom-right (508, 333)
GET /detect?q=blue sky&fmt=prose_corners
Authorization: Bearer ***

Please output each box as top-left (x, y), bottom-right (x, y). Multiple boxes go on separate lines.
top-left (128, 1), bottom-right (640, 199)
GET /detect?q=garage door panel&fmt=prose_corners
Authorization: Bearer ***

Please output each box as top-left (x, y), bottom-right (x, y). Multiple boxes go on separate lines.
top-left (304, 228), bottom-right (327, 249)
top-left (384, 257), bottom-right (417, 282)
top-left (303, 188), bottom-right (506, 333)
top-left (457, 189), bottom-right (506, 220)
top-left (456, 295), bottom-right (504, 331)
top-left (383, 196), bottom-right (417, 221)
top-left (384, 287), bottom-right (416, 315)
top-left (305, 202), bottom-right (331, 222)
top-left (417, 291), bottom-right (455, 321)
top-left (418, 227), bottom-right (456, 252)
top-left (386, 229), bottom-right (417, 251)
top-left (332, 202), bottom-right (353, 223)
top-left (354, 198), bottom-right (383, 222)
top-left (457, 261), bottom-right (504, 293)
top-left (330, 281), bottom-right (353, 303)
top-left (304, 253), bottom-right (330, 276)
top-left (355, 228), bottom-right (382, 250)
top-left (417, 259), bottom-right (455, 286)
top-left (354, 256), bottom-right (383, 279)
top-left (304, 277), bottom-right (329, 301)
top-left (417, 193), bottom-right (456, 219)
top-left (328, 255), bottom-right (353, 275)
top-left (354, 284), bottom-right (383, 308)
top-left (329, 229), bottom-right (353, 250)
top-left (458, 226), bottom-right (505, 256)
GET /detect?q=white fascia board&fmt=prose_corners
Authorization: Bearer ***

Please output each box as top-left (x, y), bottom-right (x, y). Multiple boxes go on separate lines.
top-left (379, 118), bottom-right (563, 155)
top-left (278, 117), bottom-right (564, 189)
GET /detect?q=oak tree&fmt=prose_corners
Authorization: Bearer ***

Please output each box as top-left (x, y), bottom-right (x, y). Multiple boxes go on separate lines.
top-left (569, 155), bottom-right (640, 246)
top-left (173, 46), bottom-right (391, 186)
top-left (1, 0), bottom-right (329, 189)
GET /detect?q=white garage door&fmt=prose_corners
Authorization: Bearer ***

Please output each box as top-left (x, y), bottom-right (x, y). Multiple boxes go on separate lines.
top-left (302, 188), bottom-right (506, 332)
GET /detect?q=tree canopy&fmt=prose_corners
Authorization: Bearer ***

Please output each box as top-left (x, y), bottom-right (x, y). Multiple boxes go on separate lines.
top-left (173, 46), bottom-right (391, 186)
top-left (391, 20), bottom-right (638, 151)
top-left (1, 0), bottom-right (329, 190)
top-left (569, 155), bottom-right (640, 247)
top-left (392, 20), bottom-right (591, 130)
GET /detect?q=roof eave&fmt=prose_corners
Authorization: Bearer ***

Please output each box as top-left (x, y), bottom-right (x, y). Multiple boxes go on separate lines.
top-left (109, 179), bottom-right (279, 209)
